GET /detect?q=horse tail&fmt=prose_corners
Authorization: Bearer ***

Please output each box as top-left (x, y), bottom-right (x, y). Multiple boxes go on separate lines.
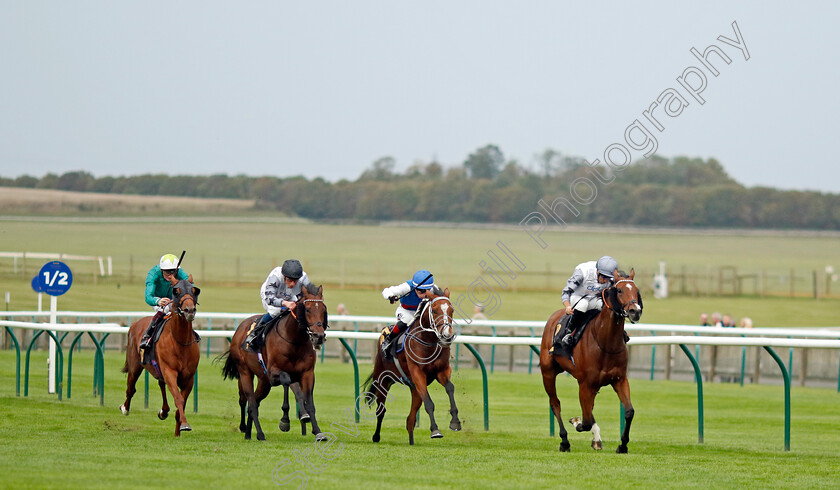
top-left (214, 349), bottom-right (240, 380)
top-left (121, 359), bottom-right (128, 374)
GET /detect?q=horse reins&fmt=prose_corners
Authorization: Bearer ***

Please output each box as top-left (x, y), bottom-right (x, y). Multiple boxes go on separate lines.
top-left (170, 286), bottom-right (199, 346)
top-left (273, 298), bottom-right (326, 346)
top-left (601, 278), bottom-right (641, 324)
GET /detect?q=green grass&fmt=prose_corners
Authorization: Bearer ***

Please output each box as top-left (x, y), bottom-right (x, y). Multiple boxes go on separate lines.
top-left (1, 350), bottom-right (839, 489)
top-left (2, 219), bottom-right (840, 327)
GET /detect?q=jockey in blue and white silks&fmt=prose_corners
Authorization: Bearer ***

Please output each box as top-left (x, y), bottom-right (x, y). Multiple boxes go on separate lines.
top-left (380, 269), bottom-right (437, 357)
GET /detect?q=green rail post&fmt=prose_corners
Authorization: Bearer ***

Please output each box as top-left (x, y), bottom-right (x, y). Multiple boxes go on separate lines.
top-left (650, 330), bottom-right (657, 380)
top-left (763, 346), bottom-right (791, 451)
top-left (620, 402), bottom-right (625, 435)
top-left (85, 332), bottom-right (105, 406)
top-left (678, 344), bottom-right (704, 444)
top-left (463, 343), bottom-right (489, 431)
top-left (144, 370), bottom-right (149, 409)
top-left (528, 327), bottom-right (535, 374)
top-left (67, 332), bottom-right (85, 399)
top-left (455, 343), bottom-right (460, 371)
top-left (837, 350), bottom-right (840, 393)
top-left (5, 327), bottom-right (21, 396)
top-left (206, 318), bottom-right (212, 358)
top-left (338, 338), bottom-right (360, 423)
top-left (740, 344), bottom-right (747, 387)
top-left (490, 326), bottom-right (496, 374)
top-left (352, 321), bottom-right (359, 357)
top-left (24, 330), bottom-right (64, 400)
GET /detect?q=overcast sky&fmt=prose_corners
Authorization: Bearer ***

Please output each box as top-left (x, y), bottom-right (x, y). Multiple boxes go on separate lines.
top-left (1, 2), bottom-right (838, 192)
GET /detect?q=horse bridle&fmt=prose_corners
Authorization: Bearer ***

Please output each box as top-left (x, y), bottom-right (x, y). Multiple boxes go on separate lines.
top-left (412, 296), bottom-right (456, 346)
top-left (602, 278), bottom-right (642, 324)
top-left (170, 284), bottom-right (199, 346)
top-left (274, 297), bottom-right (327, 345)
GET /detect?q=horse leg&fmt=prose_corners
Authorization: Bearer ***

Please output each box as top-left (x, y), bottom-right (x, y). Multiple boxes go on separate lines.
top-left (237, 376), bottom-right (251, 433)
top-left (612, 377), bottom-right (634, 454)
top-left (570, 382), bottom-right (602, 451)
top-left (120, 355), bottom-right (143, 416)
top-left (251, 378), bottom-right (271, 441)
top-left (299, 370), bottom-right (325, 441)
top-left (409, 370), bottom-right (441, 439)
top-left (178, 374), bottom-right (195, 432)
top-left (541, 370), bottom-right (570, 452)
top-left (371, 379), bottom-right (391, 443)
top-left (157, 378), bottom-right (170, 420)
top-left (406, 388), bottom-right (424, 445)
top-left (237, 370), bottom-right (257, 440)
top-left (278, 384), bottom-right (291, 432)
top-left (160, 368), bottom-right (189, 437)
top-left (436, 368), bottom-right (461, 431)
top-left (289, 383), bottom-right (308, 436)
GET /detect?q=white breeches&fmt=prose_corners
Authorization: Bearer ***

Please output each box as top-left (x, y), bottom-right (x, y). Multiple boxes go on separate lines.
top-left (570, 294), bottom-right (603, 313)
top-left (395, 306), bottom-right (418, 325)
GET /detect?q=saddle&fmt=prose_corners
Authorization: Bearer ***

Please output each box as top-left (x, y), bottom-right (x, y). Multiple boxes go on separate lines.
top-left (245, 310), bottom-right (289, 345)
top-left (140, 314), bottom-right (201, 365)
top-left (549, 309), bottom-right (601, 357)
top-left (379, 325), bottom-right (409, 358)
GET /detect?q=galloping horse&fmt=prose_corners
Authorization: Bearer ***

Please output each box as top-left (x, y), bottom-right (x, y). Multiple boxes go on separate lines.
top-left (539, 269), bottom-right (643, 453)
top-left (120, 277), bottom-right (201, 437)
top-left (219, 283), bottom-right (327, 441)
top-left (364, 287), bottom-right (460, 445)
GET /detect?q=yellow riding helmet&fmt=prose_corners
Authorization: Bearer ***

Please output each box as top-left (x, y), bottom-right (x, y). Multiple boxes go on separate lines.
top-left (159, 254), bottom-right (179, 271)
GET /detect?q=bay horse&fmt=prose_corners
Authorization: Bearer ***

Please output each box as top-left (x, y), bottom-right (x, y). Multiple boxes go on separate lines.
top-left (120, 277), bottom-right (201, 437)
top-left (363, 287), bottom-right (460, 445)
top-left (539, 269), bottom-right (643, 453)
top-left (219, 283), bottom-right (327, 441)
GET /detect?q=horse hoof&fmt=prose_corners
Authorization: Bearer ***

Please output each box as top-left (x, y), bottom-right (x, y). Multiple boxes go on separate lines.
top-left (257, 433), bottom-right (266, 441)
top-left (616, 445), bottom-right (628, 454)
top-left (372, 434), bottom-right (380, 443)
top-left (158, 410), bottom-right (168, 420)
top-left (180, 424), bottom-right (192, 432)
top-left (559, 442), bottom-right (571, 452)
top-left (315, 432), bottom-right (327, 442)
top-left (239, 424), bottom-right (247, 433)
top-left (592, 440), bottom-right (603, 451)
top-left (278, 420), bottom-right (291, 432)
top-left (449, 421), bottom-right (462, 431)
top-left (299, 413), bottom-right (311, 422)
top-left (430, 430), bottom-right (443, 439)
top-left (119, 404), bottom-right (129, 416)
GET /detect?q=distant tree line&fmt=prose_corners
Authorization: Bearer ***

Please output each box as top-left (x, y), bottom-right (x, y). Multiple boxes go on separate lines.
top-left (2, 145), bottom-right (839, 230)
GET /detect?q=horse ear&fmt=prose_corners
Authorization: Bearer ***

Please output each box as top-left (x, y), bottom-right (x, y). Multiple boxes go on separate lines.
top-left (173, 287), bottom-right (181, 296)
top-left (444, 287), bottom-right (450, 298)
top-left (187, 274), bottom-right (194, 283)
top-left (605, 287), bottom-right (622, 312)
top-left (193, 287), bottom-right (201, 298)
top-left (628, 268), bottom-right (635, 280)
top-left (317, 285), bottom-right (323, 296)
top-left (613, 268), bottom-right (620, 279)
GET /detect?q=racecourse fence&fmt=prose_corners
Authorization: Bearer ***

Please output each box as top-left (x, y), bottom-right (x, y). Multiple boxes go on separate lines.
top-left (3, 311), bottom-right (840, 388)
top-left (4, 313), bottom-right (840, 451)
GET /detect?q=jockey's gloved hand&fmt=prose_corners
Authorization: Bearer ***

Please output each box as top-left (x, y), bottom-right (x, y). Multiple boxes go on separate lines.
top-left (388, 296), bottom-right (398, 304)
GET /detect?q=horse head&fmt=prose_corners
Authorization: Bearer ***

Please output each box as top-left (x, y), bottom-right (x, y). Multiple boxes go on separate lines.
top-left (297, 283), bottom-right (327, 349)
top-left (602, 268), bottom-right (643, 323)
top-left (421, 287), bottom-right (456, 347)
top-left (172, 278), bottom-right (200, 322)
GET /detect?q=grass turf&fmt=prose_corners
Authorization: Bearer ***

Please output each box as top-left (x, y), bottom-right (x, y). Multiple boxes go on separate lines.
top-left (1, 350), bottom-right (839, 489)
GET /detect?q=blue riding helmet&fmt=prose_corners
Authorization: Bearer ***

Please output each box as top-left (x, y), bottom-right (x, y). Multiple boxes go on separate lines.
top-left (410, 270), bottom-right (434, 290)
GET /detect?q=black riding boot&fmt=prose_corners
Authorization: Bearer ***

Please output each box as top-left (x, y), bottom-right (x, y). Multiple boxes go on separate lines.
top-left (140, 312), bottom-right (165, 350)
top-left (560, 309), bottom-right (587, 348)
top-left (382, 320), bottom-right (408, 359)
top-left (242, 314), bottom-right (273, 354)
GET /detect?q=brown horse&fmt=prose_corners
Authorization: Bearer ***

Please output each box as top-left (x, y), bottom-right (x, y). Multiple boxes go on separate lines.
top-left (363, 287), bottom-right (460, 445)
top-left (539, 269), bottom-right (643, 453)
top-left (219, 283), bottom-right (327, 441)
top-left (120, 277), bottom-right (201, 437)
